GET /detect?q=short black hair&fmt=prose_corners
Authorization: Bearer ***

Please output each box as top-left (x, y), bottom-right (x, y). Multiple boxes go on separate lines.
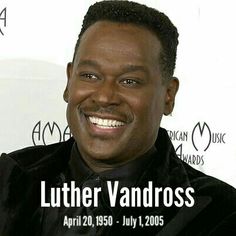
top-left (73, 0), bottom-right (179, 79)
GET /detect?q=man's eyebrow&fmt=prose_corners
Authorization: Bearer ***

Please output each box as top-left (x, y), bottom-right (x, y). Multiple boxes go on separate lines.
top-left (76, 60), bottom-right (100, 69)
top-left (76, 59), bottom-right (148, 74)
top-left (121, 64), bottom-right (149, 74)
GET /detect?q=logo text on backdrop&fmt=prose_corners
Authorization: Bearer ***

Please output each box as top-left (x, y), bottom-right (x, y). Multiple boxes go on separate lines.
top-left (32, 121), bottom-right (72, 145)
top-left (0, 7), bottom-right (7, 36)
top-left (167, 122), bottom-right (226, 166)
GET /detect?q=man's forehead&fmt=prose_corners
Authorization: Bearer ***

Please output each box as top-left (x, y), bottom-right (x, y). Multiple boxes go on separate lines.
top-left (80, 20), bottom-right (160, 43)
top-left (76, 21), bottom-right (162, 62)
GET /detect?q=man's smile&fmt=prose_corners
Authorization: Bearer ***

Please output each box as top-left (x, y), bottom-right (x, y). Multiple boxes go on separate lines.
top-left (82, 112), bottom-right (129, 137)
top-left (88, 116), bottom-right (126, 129)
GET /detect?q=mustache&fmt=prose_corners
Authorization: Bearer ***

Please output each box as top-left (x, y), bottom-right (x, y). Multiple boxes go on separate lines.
top-left (80, 104), bottom-right (133, 122)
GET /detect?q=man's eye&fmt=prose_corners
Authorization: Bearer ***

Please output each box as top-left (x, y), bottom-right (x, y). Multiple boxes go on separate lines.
top-left (80, 73), bottom-right (99, 81)
top-left (121, 79), bottom-right (139, 86)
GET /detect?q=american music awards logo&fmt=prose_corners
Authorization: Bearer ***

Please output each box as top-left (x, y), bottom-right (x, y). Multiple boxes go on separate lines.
top-left (0, 7), bottom-right (7, 36)
top-left (167, 122), bottom-right (226, 166)
top-left (32, 121), bottom-right (226, 166)
top-left (32, 121), bottom-right (72, 145)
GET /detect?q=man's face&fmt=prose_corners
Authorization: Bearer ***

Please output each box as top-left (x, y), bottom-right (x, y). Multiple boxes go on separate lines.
top-left (65, 21), bottom-right (178, 167)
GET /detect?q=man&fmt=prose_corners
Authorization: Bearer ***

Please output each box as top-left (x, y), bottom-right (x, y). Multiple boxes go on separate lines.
top-left (0, 1), bottom-right (236, 235)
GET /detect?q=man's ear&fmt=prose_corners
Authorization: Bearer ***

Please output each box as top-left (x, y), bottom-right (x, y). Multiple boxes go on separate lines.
top-left (164, 77), bottom-right (179, 115)
top-left (63, 62), bottom-right (73, 103)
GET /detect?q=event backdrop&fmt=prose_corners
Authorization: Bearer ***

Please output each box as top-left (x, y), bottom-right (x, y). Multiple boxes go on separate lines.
top-left (1, 0), bottom-right (236, 188)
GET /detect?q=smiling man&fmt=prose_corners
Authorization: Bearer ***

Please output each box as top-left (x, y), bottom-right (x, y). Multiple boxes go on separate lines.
top-left (1, 1), bottom-right (236, 236)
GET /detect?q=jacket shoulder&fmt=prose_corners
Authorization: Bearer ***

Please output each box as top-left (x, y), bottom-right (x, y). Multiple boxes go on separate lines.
top-left (183, 161), bottom-right (236, 210)
top-left (184, 162), bottom-right (236, 191)
top-left (1, 138), bottom-right (74, 171)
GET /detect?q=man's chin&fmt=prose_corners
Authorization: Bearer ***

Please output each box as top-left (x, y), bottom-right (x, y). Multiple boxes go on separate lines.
top-left (80, 146), bottom-right (129, 166)
top-left (85, 150), bottom-right (121, 162)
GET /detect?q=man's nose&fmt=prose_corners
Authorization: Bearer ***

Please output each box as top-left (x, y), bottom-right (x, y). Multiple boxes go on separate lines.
top-left (91, 80), bottom-right (121, 106)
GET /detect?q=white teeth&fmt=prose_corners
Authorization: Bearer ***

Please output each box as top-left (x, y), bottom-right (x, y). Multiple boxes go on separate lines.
top-left (88, 116), bottom-right (125, 128)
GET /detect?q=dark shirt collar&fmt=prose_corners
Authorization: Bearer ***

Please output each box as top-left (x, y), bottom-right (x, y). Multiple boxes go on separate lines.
top-left (67, 142), bottom-right (157, 188)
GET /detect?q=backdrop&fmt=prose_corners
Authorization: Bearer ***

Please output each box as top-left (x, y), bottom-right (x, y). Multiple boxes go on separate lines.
top-left (1, 0), bottom-right (236, 188)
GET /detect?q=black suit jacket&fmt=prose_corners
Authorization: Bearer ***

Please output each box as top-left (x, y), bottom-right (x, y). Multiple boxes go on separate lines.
top-left (0, 128), bottom-right (236, 235)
